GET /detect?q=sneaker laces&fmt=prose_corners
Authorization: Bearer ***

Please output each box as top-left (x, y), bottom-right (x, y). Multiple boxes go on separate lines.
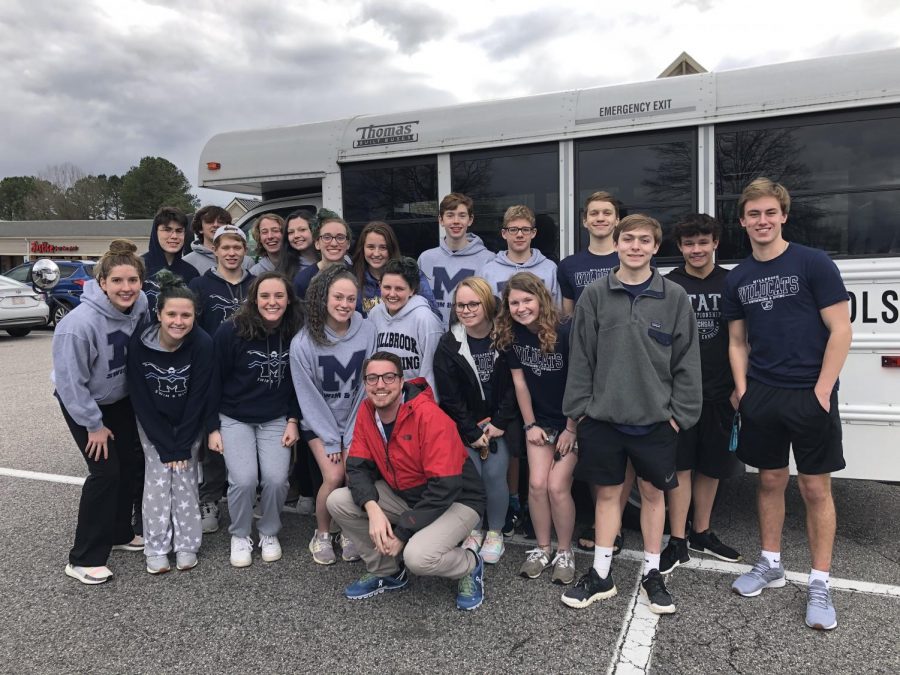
top-left (746, 558), bottom-right (771, 579)
top-left (259, 535), bottom-right (276, 549)
top-left (235, 536), bottom-right (253, 552)
top-left (552, 550), bottom-right (574, 568)
top-left (311, 533), bottom-right (332, 553)
top-left (643, 570), bottom-right (668, 596)
top-left (525, 547), bottom-right (549, 563)
top-left (808, 582), bottom-right (831, 609)
top-left (458, 573), bottom-right (477, 597)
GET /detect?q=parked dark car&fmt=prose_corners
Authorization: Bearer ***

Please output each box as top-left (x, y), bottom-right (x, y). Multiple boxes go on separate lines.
top-left (3, 260), bottom-right (96, 326)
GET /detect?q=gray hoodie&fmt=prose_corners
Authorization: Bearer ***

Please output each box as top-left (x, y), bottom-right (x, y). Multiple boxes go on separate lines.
top-left (480, 248), bottom-right (562, 306)
top-left (367, 294), bottom-right (443, 397)
top-left (182, 240), bottom-right (254, 275)
top-left (290, 313), bottom-right (376, 455)
top-left (417, 234), bottom-right (495, 328)
top-left (52, 280), bottom-right (149, 432)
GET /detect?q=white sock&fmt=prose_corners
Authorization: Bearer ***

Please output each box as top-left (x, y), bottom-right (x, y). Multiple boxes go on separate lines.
top-left (643, 552), bottom-right (660, 576)
top-left (593, 546), bottom-right (613, 578)
top-left (761, 550), bottom-right (781, 568)
top-left (809, 568), bottom-right (830, 586)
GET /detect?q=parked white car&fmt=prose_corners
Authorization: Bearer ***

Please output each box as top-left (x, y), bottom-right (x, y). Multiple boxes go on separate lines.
top-left (0, 275), bottom-right (49, 337)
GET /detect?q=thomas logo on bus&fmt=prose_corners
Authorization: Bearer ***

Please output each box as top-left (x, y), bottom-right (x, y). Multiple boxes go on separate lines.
top-left (354, 121), bottom-right (419, 148)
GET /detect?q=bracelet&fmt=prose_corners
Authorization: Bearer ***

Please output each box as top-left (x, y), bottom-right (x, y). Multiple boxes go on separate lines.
top-left (563, 428), bottom-right (575, 435)
top-left (287, 418), bottom-right (299, 425)
top-left (523, 422), bottom-right (538, 431)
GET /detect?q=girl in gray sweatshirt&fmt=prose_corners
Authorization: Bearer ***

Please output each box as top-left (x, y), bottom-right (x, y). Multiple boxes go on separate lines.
top-left (52, 240), bottom-right (149, 585)
top-left (290, 265), bottom-right (376, 565)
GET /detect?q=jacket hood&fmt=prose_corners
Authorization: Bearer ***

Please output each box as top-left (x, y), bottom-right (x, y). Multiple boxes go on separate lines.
top-left (439, 234), bottom-right (490, 257)
top-left (493, 248), bottom-right (549, 269)
top-left (139, 320), bottom-right (198, 352)
top-left (324, 310), bottom-right (367, 342)
top-left (190, 240), bottom-right (216, 260)
top-left (143, 221), bottom-right (189, 277)
top-left (372, 293), bottom-right (432, 324)
top-left (81, 279), bottom-right (148, 326)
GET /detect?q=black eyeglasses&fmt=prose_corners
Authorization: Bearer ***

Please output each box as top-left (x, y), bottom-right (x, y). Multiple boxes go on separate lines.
top-left (159, 226), bottom-right (185, 235)
top-left (454, 301), bottom-right (482, 312)
top-left (319, 233), bottom-right (349, 243)
top-left (502, 226), bottom-right (535, 235)
top-left (364, 372), bottom-right (400, 385)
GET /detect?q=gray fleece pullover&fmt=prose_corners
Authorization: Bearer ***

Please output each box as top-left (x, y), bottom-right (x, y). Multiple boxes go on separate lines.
top-left (51, 280), bottom-right (149, 432)
top-left (563, 268), bottom-right (702, 430)
top-left (290, 312), bottom-right (376, 455)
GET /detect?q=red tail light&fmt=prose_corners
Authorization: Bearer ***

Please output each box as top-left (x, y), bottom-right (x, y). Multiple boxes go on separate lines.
top-left (72, 279), bottom-right (86, 287)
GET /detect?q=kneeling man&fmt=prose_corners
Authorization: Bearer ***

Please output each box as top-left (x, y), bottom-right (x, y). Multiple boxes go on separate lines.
top-left (327, 352), bottom-right (487, 610)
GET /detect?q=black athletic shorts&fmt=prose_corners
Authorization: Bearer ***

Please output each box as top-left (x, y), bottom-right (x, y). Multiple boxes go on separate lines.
top-left (574, 417), bottom-right (678, 491)
top-left (737, 379), bottom-right (845, 475)
top-left (676, 399), bottom-right (745, 479)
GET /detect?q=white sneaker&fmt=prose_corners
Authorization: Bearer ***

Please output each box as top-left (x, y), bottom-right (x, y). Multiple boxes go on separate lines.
top-left (462, 530), bottom-right (484, 553)
top-left (230, 536), bottom-right (253, 568)
top-left (259, 534), bottom-right (282, 563)
top-left (480, 530), bottom-right (505, 564)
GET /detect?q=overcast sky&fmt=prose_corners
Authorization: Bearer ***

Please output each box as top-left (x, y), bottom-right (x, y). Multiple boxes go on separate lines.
top-left (2, 0), bottom-right (898, 205)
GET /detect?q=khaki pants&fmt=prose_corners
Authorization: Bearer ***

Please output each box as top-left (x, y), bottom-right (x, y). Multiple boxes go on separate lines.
top-left (327, 482), bottom-right (479, 579)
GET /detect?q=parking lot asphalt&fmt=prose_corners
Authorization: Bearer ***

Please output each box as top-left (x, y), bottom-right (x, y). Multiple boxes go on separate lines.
top-left (1, 331), bottom-right (898, 674)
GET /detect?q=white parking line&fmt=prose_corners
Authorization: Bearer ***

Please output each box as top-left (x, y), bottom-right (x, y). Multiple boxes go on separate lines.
top-left (608, 567), bottom-right (660, 675)
top-left (0, 467), bottom-right (85, 486)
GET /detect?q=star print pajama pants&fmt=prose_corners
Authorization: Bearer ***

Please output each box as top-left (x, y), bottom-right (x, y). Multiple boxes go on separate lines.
top-left (137, 423), bottom-right (203, 557)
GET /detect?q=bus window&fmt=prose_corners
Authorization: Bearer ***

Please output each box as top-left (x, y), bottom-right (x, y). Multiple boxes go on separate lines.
top-left (451, 143), bottom-right (560, 260)
top-left (715, 106), bottom-right (900, 260)
top-left (341, 156), bottom-right (439, 259)
top-left (575, 128), bottom-right (696, 259)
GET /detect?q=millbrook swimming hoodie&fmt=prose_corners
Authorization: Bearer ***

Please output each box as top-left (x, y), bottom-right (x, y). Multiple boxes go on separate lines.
top-left (367, 294), bottom-right (443, 397)
top-left (479, 248), bottom-right (562, 306)
top-left (51, 280), bottom-right (149, 432)
top-left (289, 312), bottom-right (377, 455)
top-left (417, 234), bottom-right (496, 327)
top-left (127, 323), bottom-right (214, 462)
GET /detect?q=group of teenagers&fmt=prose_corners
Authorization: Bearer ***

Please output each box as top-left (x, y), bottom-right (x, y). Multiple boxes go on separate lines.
top-left (52, 177), bottom-right (850, 629)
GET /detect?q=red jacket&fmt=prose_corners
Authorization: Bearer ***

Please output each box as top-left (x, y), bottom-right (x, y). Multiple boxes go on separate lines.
top-left (347, 379), bottom-right (486, 541)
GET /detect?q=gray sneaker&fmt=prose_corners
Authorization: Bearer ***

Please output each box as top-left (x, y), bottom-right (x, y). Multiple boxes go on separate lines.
top-left (519, 547), bottom-right (551, 579)
top-left (805, 579), bottom-right (837, 630)
top-left (146, 555), bottom-right (171, 575)
top-left (550, 550), bottom-right (576, 585)
top-left (175, 551), bottom-right (198, 571)
top-left (309, 532), bottom-right (337, 565)
top-left (731, 557), bottom-right (786, 597)
top-left (200, 502), bottom-right (220, 534)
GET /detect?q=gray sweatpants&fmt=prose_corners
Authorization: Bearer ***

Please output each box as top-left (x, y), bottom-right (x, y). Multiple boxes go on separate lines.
top-left (327, 482), bottom-right (479, 579)
top-left (138, 424), bottom-right (202, 556)
top-left (219, 414), bottom-right (290, 538)
top-left (466, 436), bottom-right (510, 532)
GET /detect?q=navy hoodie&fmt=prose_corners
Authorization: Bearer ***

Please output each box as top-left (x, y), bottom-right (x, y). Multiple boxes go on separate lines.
top-left (206, 320), bottom-right (300, 431)
top-left (127, 323), bottom-right (214, 462)
top-left (142, 222), bottom-right (199, 315)
top-left (188, 268), bottom-right (255, 337)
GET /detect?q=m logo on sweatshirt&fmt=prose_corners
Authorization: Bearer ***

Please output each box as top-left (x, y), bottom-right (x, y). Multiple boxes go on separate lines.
top-left (248, 349), bottom-right (289, 386)
top-left (143, 363), bottom-right (190, 397)
top-left (432, 267), bottom-right (476, 302)
top-left (106, 330), bottom-right (129, 377)
top-left (319, 351), bottom-right (366, 393)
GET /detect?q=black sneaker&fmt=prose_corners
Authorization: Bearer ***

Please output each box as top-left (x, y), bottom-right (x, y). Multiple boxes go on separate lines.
top-left (659, 536), bottom-right (690, 574)
top-left (502, 506), bottom-right (521, 538)
top-left (561, 568), bottom-right (617, 609)
top-left (641, 569), bottom-right (676, 614)
top-left (688, 529), bottom-right (741, 562)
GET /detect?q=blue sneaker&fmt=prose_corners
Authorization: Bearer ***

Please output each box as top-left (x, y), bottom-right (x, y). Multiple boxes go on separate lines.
top-left (805, 579), bottom-right (837, 630)
top-left (731, 557), bottom-right (786, 597)
top-left (344, 567), bottom-right (408, 600)
top-left (457, 554), bottom-right (484, 611)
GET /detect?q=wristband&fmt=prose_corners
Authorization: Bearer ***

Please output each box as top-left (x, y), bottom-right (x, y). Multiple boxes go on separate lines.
top-left (523, 422), bottom-right (538, 431)
top-left (287, 418), bottom-right (299, 425)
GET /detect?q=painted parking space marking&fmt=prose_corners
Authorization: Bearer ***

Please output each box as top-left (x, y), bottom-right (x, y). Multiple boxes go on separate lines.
top-left (608, 567), bottom-right (660, 674)
top-left (0, 467), bottom-right (85, 486)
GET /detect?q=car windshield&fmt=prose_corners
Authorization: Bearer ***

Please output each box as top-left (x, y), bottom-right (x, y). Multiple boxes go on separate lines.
top-left (0, 275), bottom-right (28, 290)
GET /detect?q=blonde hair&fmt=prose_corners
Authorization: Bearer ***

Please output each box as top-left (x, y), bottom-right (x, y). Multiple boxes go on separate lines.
top-left (502, 204), bottom-right (535, 228)
top-left (451, 276), bottom-right (496, 325)
top-left (738, 177), bottom-right (791, 217)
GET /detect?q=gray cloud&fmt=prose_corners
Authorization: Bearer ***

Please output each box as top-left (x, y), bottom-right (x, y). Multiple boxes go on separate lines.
top-left (358, 0), bottom-right (450, 54)
top-left (466, 8), bottom-right (583, 61)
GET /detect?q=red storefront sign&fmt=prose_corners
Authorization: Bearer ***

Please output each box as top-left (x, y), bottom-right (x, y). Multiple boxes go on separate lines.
top-left (30, 241), bottom-right (80, 253)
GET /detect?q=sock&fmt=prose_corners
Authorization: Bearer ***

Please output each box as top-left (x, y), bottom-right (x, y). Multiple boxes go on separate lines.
top-left (593, 546), bottom-right (614, 578)
top-left (643, 552), bottom-right (660, 576)
top-left (809, 568), bottom-right (830, 586)
top-left (509, 493), bottom-right (520, 511)
top-left (761, 550), bottom-right (781, 568)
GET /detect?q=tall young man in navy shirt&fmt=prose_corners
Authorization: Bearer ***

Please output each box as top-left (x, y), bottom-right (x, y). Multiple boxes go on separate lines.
top-left (723, 178), bottom-right (851, 631)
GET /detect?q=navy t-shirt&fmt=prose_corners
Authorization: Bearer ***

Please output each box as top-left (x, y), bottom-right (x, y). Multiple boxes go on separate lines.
top-left (557, 250), bottom-right (619, 302)
top-left (666, 265), bottom-right (733, 401)
top-left (466, 333), bottom-right (494, 405)
top-left (504, 321), bottom-right (570, 430)
top-left (722, 243), bottom-right (848, 388)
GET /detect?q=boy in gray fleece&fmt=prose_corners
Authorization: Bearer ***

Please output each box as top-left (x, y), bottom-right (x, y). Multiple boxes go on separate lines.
top-left (561, 214), bottom-right (701, 616)
top-left (480, 204), bottom-right (561, 306)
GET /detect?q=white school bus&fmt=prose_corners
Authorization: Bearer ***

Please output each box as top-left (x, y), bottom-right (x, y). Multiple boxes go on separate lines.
top-left (199, 48), bottom-right (900, 481)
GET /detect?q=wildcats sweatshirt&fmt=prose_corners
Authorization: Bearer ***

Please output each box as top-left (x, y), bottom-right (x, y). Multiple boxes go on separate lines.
top-left (52, 280), bottom-right (149, 432)
top-left (480, 248), bottom-right (562, 306)
top-left (367, 294), bottom-right (443, 397)
top-left (188, 268), bottom-right (255, 337)
top-left (289, 312), bottom-right (376, 455)
top-left (206, 320), bottom-right (300, 431)
top-left (127, 323), bottom-right (214, 462)
top-left (417, 234), bottom-right (495, 328)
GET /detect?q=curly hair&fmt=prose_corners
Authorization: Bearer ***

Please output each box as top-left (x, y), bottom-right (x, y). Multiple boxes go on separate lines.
top-left (233, 272), bottom-right (303, 342)
top-left (492, 272), bottom-right (560, 353)
top-left (304, 265), bottom-right (359, 346)
top-left (351, 221), bottom-right (401, 290)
